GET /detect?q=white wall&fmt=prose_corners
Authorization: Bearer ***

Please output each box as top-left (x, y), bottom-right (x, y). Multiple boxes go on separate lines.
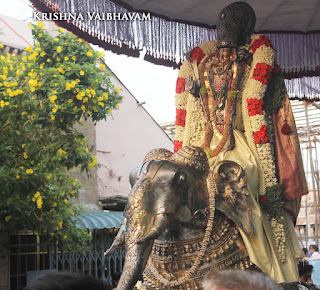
top-left (96, 74), bottom-right (173, 197)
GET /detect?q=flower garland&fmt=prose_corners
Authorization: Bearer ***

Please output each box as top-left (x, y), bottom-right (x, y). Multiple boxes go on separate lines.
top-left (174, 44), bottom-right (216, 152)
top-left (241, 34), bottom-right (285, 262)
top-left (174, 35), bottom-right (287, 262)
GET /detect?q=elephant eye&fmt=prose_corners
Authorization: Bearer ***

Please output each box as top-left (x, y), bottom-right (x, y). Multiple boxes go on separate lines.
top-left (174, 170), bottom-right (187, 185)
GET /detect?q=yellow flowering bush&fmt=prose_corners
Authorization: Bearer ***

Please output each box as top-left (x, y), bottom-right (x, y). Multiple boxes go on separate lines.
top-left (0, 23), bottom-right (122, 252)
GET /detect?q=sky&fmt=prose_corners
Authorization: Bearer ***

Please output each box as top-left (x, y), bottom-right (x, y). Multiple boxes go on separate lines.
top-left (1, 0), bottom-right (178, 125)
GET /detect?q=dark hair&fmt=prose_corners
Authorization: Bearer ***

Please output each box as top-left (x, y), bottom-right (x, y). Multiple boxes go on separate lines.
top-left (298, 261), bottom-right (314, 277)
top-left (23, 272), bottom-right (111, 290)
top-left (310, 245), bottom-right (319, 252)
top-left (302, 248), bottom-right (308, 256)
top-left (203, 269), bottom-right (281, 290)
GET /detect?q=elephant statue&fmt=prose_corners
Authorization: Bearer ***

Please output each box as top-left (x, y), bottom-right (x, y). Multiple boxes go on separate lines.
top-left (106, 146), bottom-right (255, 289)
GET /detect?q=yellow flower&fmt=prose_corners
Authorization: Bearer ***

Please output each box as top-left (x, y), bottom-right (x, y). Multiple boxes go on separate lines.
top-left (102, 92), bottom-right (108, 100)
top-left (79, 70), bottom-right (84, 76)
top-left (65, 83), bottom-right (73, 90)
top-left (63, 235), bottom-right (67, 239)
top-left (54, 37), bottom-right (58, 42)
top-left (5, 215), bottom-right (12, 222)
top-left (53, 202), bottom-right (57, 207)
top-left (16, 175), bottom-right (20, 179)
top-left (25, 46), bottom-right (32, 52)
top-left (34, 191), bottom-right (40, 198)
top-left (67, 99), bottom-right (73, 103)
top-left (52, 108), bottom-right (57, 113)
top-left (51, 115), bottom-right (55, 120)
top-left (88, 155), bottom-right (98, 168)
top-left (49, 95), bottom-right (57, 103)
top-left (36, 197), bottom-right (43, 209)
top-left (0, 43), bottom-right (3, 49)
top-left (23, 152), bottom-right (28, 159)
top-left (115, 88), bottom-right (120, 93)
top-left (26, 169), bottom-right (34, 174)
top-left (70, 210), bottom-right (74, 215)
top-left (64, 56), bottom-right (69, 61)
top-left (58, 148), bottom-right (67, 156)
top-left (59, 28), bottom-right (64, 33)
top-left (56, 46), bottom-right (62, 53)
top-left (40, 51), bottom-right (46, 57)
top-left (86, 51), bottom-right (93, 57)
top-left (72, 56), bottom-right (76, 60)
top-left (78, 39), bottom-right (82, 42)
top-left (115, 103), bottom-right (120, 109)
top-left (64, 199), bottom-right (68, 204)
top-left (99, 64), bottom-right (105, 70)
top-left (37, 21), bottom-right (44, 29)
top-left (46, 59), bottom-right (51, 62)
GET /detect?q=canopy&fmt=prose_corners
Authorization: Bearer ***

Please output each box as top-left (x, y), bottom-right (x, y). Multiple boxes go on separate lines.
top-left (28, 0), bottom-right (320, 100)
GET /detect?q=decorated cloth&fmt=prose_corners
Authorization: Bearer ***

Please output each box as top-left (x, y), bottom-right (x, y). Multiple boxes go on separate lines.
top-left (173, 35), bottom-right (307, 283)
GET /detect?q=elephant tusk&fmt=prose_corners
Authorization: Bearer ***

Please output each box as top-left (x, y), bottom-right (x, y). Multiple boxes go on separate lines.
top-left (137, 228), bottom-right (160, 244)
top-left (137, 214), bottom-right (169, 244)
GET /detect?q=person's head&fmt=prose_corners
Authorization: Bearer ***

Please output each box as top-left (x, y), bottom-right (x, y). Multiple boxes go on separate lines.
top-left (302, 248), bottom-right (308, 257)
top-left (298, 260), bottom-right (313, 283)
top-left (23, 272), bottom-right (111, 290)
top-left (202, 269), bottom-right (281, 290)
top-left (309, 244), bottom-right (319, 254)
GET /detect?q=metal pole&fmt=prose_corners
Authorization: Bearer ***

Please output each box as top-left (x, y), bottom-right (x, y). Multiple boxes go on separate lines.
top-left (305, 145), bottom-right (311, 248)
top-left (305, 102), bottom-right (319, 246)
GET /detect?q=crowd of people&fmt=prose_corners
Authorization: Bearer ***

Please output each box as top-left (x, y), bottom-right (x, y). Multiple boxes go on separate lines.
top-left (23, 248), bottom-right (320, 290)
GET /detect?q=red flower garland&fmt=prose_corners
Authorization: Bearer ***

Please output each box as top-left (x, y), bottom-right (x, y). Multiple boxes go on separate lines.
top-left (251, 35), bottom-right (273, 54)
top-left (253, 125), bottom-right (269, 144)
top-left (247, 98), bottom-right (264, 116)
top-left (253, 63), bottom-right (273, 85)
top-left (176, 77), bottom-right (186, 94)
top-left (174, 140), bottom-right (183, 153)
top-left (189, 47), bottom-right (205, 65)
top-left (175, 109), bottom-right (186, 127)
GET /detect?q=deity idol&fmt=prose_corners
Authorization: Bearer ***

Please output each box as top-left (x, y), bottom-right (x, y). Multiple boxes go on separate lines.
top-left (174, 1), bottom-right (308, 284)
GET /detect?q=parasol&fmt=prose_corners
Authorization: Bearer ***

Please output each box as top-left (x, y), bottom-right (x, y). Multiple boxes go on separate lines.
top-left (28, 0), bottom-right (320, 100)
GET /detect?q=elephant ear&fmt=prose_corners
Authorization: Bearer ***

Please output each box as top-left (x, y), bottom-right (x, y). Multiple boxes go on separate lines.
top-left (213, 161), bottom-right (253, 236)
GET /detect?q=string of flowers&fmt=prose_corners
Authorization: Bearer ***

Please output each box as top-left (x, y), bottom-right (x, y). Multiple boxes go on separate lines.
top-left (147, 170), bottom-right (216, 286)
top-left (174, 44), bottom-right (216, 151)
top-left (241, 34), bottom-right (285, 262)
top-left (174, 35), bottom-right (286, 262)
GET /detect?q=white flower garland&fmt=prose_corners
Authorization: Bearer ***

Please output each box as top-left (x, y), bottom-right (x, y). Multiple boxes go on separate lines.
top-left (174, 36), bottom-right (286, 262)
top-left (241, 35), bottom-right (285, 262)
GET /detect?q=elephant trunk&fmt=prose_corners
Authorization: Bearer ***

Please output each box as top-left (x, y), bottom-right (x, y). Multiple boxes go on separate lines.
top-left (117, 214), bottom-right (169, 289)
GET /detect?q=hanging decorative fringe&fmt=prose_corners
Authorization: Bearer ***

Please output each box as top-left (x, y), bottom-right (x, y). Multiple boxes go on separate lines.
top-left (285, 77), bottom-right (320, 101)
top-left (29, 0), bottom-right (320, 91)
